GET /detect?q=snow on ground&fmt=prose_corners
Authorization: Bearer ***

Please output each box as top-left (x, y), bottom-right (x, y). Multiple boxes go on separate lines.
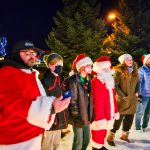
top-left (59, 121), bottom-right (150, 150)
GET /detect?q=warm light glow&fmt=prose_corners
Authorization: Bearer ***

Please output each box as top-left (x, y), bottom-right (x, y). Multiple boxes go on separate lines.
top-left (108, 13), bottom-right (116, 21)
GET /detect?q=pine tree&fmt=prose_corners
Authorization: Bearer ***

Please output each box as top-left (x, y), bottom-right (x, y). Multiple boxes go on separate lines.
top-left (116, 0), bottom-right (150, 65)
top-left (46, 0), bottom-right (107, 74)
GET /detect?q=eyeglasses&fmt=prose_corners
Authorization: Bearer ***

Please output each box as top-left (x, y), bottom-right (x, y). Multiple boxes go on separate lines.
top-left (20, 50), bottom-right (38, 57)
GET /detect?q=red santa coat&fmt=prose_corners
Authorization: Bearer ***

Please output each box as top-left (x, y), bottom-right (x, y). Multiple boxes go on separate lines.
top-left (0, 66), bottom-right (55, 145)
top-left (91, 77), bottom-right (119, 148)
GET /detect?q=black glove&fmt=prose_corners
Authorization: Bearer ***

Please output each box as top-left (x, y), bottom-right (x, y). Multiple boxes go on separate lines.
top-left (138, 95), bottom-right (142, 103)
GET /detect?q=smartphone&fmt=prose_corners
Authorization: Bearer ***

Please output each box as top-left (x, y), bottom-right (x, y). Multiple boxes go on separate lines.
top-left (62, 90), bottom-right (72, 100)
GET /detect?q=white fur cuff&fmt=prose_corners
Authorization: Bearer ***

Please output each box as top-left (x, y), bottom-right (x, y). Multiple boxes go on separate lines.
top-left (27, 96), bottom-right (56, 130)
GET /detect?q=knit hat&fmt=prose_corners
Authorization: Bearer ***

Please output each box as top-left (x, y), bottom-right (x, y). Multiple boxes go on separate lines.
top-left (43, 53), bottom-right (63, 67)
top-left (141, 54), bottom-right (150, 65)
top-left (12, 40), bottom-right (41, 54)
top-left (118, 54), bottom-right (132, 64)
top-left (70, 54), bottom-right (93, 75)
top-left (93, 56), bottom-right (111, 73)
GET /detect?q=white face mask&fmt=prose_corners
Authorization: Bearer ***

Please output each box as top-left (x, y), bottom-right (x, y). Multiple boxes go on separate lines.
top-left (85, 67), bottom-right (92, 74)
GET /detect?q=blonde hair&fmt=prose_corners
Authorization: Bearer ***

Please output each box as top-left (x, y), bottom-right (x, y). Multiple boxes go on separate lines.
top-left (43, 53), bottom-right (63, 67)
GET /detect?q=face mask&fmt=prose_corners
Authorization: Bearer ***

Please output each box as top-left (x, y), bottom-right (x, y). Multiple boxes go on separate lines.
top-left (54, 65), bottom-right (62, 74)
top-left (85, 67), bottom-right (92, 74)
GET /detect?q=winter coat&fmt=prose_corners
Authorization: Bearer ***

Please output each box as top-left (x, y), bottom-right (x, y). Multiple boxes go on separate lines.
top-left (113, 62), bottom-right (139, 114)
top-left (65, 74), bottom-right (93, 128)
top-left (0, 59), bottom-right (55, 144)
top-left (138, 65), bottom-right (150, 97)
top-left (41, 70), bottom-right (68, 130)
top-left (91, 77), bottom-right (119, 130)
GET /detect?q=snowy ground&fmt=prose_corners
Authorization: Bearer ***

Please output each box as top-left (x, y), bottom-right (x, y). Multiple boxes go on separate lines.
top-left (59, 121), bottom-right (150, 150)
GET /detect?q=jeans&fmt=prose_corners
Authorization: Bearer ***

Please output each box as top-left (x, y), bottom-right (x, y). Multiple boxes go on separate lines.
top-left (72, 125), bottom-right (90, 150)
top-left (135, 97), bottom-right (150, 130)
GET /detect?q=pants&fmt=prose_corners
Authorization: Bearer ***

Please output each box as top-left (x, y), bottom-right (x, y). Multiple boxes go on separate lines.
top-left (72, 125), bottom-right (90, 150)
top-left (111, 114), bottom-right (134, 133)
top-left (41, 130), bottom-right (61, 150)
top-left (91, 129), bottom-right (107, 149)
top-left (135, 97), bottom-right (150, 130)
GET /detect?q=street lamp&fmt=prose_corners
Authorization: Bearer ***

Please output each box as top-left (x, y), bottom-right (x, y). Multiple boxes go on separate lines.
top-left (108, 13), bottom-right (116, 22)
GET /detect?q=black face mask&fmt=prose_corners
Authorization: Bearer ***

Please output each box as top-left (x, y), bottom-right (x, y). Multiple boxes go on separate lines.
top-left (54, 65), bottom-right (62, 74)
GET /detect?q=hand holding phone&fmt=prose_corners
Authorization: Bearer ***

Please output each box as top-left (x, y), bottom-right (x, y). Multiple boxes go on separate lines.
top-left (62, 90), bottom-right (72, 100)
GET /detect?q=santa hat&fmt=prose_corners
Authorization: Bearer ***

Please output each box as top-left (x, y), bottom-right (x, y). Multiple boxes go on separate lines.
top-left (141, 54), bottom-right (150, 65)
top-left (118, 54), bottom-right (132, 64)
top-left (93, 56), bottom-right (111, 73)
top-left (69, 54), bottom-right (93, 75)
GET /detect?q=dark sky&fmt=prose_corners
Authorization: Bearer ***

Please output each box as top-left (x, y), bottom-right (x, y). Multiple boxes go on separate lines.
top-left (0, 0), bottom-right (114, 52)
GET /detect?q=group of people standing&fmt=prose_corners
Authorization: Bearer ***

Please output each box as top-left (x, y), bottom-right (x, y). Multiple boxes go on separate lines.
top-left (0, 40), bottom-right (150, 150)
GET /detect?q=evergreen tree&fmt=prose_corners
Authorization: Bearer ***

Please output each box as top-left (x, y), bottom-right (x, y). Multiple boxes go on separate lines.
top-left (46, 0), bottom-right (107, 74)
top-left (117, 0), bottom-right (150, 65)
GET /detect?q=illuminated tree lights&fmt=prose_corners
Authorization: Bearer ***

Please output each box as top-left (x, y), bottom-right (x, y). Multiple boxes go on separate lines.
top-left (0, 36), bottom-right (7, 56)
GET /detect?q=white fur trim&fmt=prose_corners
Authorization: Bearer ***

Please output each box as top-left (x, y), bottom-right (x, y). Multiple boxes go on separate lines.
top-left (27, 96), bottom-right (56, 130)
top-left (107, 119), bottom-right (115, 130)
top-left (69, 70), bottom-right (74, 76)
top-left (92, 140), bottom-right (103, 149)
top-left (109, 88), bottom-right (114, 120)
top-left (91, 119), bottom-right (115, 130)
top-left (93, 61), bottom-right (111, 73)
top-left (36, 75), bottom-right (47, 96)
top-left (91, 119), bottom-right (107, 130)
top-left (114, 112), bottom-right (120, 120)
top-left (76, 57), bottom-right (93, 71)
top-left (118, 54), bottom-right (132, 64)
top-left (0, 135), bottom-right (42, 150)
top-left (144, 54), bottom-right (150, 65)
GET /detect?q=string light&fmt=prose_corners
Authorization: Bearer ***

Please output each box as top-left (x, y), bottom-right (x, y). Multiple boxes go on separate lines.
top-left (0, 36), bottom-right (7, 56)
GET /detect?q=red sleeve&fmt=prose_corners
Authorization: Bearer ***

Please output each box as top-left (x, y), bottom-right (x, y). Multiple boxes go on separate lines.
top-left (92, 77), bottom-right (105, 121)
top-left (0, 68), bottom-right (37, 118)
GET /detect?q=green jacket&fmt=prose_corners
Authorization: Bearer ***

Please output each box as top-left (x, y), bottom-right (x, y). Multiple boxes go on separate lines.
top-left (113, 62), bottom-right (139, 114)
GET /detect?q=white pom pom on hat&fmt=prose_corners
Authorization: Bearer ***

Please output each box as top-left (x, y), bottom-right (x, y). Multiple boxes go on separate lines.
top-left (141, 54), bottom-right (150, 65)
top-left (118, 54), bottom-right (132, 64)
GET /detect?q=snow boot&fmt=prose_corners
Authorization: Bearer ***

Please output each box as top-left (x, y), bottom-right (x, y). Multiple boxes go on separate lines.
top-left (120, 131), bottom-right (131, 142)
top-left (92, 146), bottom-right (108, 150)
top-left (107, 131), bottom-right (115, 146)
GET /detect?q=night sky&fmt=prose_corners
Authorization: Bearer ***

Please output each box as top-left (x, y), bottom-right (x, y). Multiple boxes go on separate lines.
top-left (0, 0), bottom-right (114, 52)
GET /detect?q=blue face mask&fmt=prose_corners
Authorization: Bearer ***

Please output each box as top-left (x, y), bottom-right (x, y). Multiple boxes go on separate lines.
top-left (128, 66), bottom-right (133, 73)
top-left (54, 65), bottom-right (62, 74)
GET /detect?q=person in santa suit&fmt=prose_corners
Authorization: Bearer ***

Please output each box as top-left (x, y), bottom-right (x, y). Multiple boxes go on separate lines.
top-left (0, 40), bottom-right (70, 150)
top-left (91, 56), bottom-right (119, 150)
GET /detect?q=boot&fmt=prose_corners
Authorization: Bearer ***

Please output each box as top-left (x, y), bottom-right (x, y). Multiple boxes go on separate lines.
top-left (120, 131), bottom-right (130, 142)
top-left (92, 146), bottom-right (108, 150)
top-left (107, 131), bottom-right (115, 146)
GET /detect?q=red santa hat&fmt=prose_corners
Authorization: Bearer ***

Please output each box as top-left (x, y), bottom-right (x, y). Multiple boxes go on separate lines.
top-left (118, 54), bottom-right (132, 64)
top-left (69, 54), bottom-right (93, 75)
top-left (93, 56), bottom-right (111, 73)
top-left (141, 54), bottom-right (150, 65)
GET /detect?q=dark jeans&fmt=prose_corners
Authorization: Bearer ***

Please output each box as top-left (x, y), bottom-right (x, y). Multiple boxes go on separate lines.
top-left (111, 114), bottom-right (134, 133)
top-left (72, 125), bottom-right (90, 150)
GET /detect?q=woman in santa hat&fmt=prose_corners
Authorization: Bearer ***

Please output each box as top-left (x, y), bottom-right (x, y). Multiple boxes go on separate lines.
top-left (91, 56), bottom-right (119, 150)
top-left (65, 53), bottom-right (94, 150)
top-left (107, 54), bottom-right (139, 146)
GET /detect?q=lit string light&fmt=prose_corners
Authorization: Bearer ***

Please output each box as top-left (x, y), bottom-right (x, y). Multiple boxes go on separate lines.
top-left (0, 36), bottom-right (7, 56)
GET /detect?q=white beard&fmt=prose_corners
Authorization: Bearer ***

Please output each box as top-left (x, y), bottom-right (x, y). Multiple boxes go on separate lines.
top-left (97, 70), bottom-right (114, 90)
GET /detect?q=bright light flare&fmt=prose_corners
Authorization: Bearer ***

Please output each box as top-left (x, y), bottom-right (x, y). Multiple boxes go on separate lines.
top-left (108, 13), bottom-right (116, 21)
